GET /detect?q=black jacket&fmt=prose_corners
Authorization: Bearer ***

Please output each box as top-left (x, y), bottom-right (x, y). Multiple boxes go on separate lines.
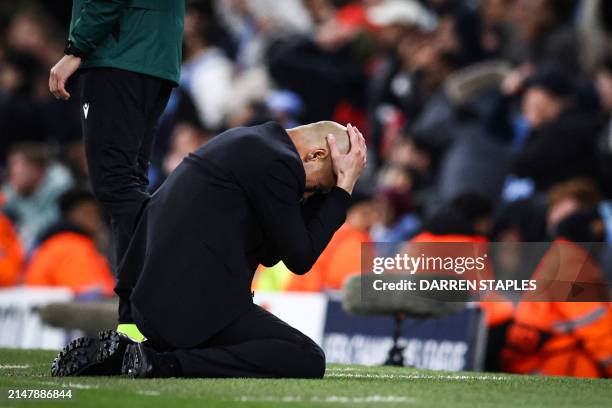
top-left (513, 109), bottom-right (601, 191)
top-left (116, 122), bottom-right (350, 347)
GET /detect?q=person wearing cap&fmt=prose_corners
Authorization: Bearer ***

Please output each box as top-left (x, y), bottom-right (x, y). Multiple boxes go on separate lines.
top-left (365, 0), bottom-right (438, 163)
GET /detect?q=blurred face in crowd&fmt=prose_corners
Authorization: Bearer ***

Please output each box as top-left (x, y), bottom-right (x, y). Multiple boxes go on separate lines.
top-left (373, 196), bottom-right (395, 227)
top-left (481, 0), bottom-right (515, 26)
top-left (546, 178), bottom-right (600, 235)
top-left (347, 200), bottom-right (377, 232)
top-left (596, 69), bottom-right (612, 114)
top-left (163, 124), bottom-right (210, 175)
top-left (6, 11), bottom-right (62, 66)
top-left (387, 138), bottom-right (431, 173)
top-left (377, 24), bottom-right (413, 52)
top-left (67, 200), bottom-right (104, 238)
top-left (377, 165), bottom-right (414, 191)
top-left (7, 13), bottom-right (47, 54)
top-left (514, 0), bottom-right (556, 41)
top-left (473, 215), bottom-right (493, 238)
top-left (397, 30), bottom-right (434, 72)
top-left (435, 17), bottom-right (460, 55)
top-left (522, 87), bottom-right (566, 128)
top-left (303, 0), bottom-right (334, 25)
top-left (183, 7), bottom-right (200, 41)
top-left (7, 152), bottom-right (46, 196)
top-left (493, 227), bottom-right (523, 279)
top-left (0, 62), bottom-right (24, 93)
top-left (183, 5), bottom-right (214, 58)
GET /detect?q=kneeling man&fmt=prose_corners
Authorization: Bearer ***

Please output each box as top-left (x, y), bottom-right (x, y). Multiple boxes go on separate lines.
top-left (52, 121), bottom-right (366, 378)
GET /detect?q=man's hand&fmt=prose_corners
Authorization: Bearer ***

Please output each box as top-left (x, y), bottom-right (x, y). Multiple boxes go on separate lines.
top-left (49, 55), bottom-right (82, 100)
top-left (327, 123), bottom-right (367, 195)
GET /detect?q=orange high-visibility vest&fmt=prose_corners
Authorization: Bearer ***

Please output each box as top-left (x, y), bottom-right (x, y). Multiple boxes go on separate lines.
top-left (502, 301), bottom-right (612, 377)
top-left (501, 240), bottom-right (612, 378)
top-left (0, 213), bottom-right (24, 286)
top-left (24, 232), bottom-right (115, 296)
top-left (408, 232), bottom-right (514, 326)
top-left (410, 232), bottom-right (488, 243)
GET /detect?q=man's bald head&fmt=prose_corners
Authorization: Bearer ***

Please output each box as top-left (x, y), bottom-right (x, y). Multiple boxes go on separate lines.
top-left (286, 121), bottom-right (351, 197)
top-left (288, 121), bottom-right (350, 156)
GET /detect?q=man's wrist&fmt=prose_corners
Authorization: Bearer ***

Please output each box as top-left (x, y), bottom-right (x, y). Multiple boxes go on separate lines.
top-left (64, 40), bottom-right (87, 59)
top-left (336, 177), bottom-right (355, 195)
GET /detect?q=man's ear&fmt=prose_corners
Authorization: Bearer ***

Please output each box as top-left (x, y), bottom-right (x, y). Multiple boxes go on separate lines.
top-left (305, 148), bottom-right (329, 162)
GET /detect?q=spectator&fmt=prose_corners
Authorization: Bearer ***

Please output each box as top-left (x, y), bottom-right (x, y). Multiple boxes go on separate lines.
top-left (181, 0), bottom-right (234, 132)
top-left (595, 58), bottom-right (612, 197)
top-left (546, 178), bottom-right (601, 237)
top-left (150, 123), bottom-right (213, 191)
top-left (509, 0), bottom-right (579, 68)
top-left (371, 184), bottom-right (421, 253)
top-left (267, 0), bottom-right (369, 125)
top-left (24, 189), bottom-right (114, 297)
top-left (412, 193), bottom-right (493, 242)
top-left (490, 199), bottom-right (548, 243)
top-left (500, 210), bottom-right (612, 378)
top-left (577, 0), bottom-right (612, 72)
top-left (366, 0), bottom-right (438, 161)
top-left (1, 143), bottom-right (74, 250)
top-left (0, 50), bottom-right (46, 164)
top-left (511, 67), bottom-right (601, 192)
top-left (0, 211), bottom-right (24, 286)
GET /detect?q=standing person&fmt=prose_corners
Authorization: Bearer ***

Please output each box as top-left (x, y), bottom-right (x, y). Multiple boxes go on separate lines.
top-left (49, 0), bottom-right (185, 341)
top-left (52, 121), bottom-right (367, 378)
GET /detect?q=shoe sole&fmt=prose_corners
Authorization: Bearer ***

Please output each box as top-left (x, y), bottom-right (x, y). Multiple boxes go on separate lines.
top-left (51, 336), bottom-right (97, 377)
top-left (51, 330), bottom-right (129, 377)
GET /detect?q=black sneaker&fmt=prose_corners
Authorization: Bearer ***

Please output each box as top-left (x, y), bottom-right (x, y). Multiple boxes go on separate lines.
top-left (121, 343), bottom-right (154, 378)
top-left (51, 330), bottom-right (134, 377)
top-left (122, 343), bottom-right (179, 378)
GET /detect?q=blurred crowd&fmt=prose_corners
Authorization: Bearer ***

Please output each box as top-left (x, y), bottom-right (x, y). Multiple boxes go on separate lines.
top-left (2, 0), bottom-right (612, 377)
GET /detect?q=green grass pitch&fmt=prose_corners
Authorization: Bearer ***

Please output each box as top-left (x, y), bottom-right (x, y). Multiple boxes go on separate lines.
top-left (0, 348), bottom-right (610, 408)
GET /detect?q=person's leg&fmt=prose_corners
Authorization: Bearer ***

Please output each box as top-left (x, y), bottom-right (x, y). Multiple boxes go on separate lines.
top-left (52, 70), bottom-right (173, 378)
top-left (80, 68), bottom-right (171, 325)
top-left (125, 304), bottom-right (326, 378)
top-left (135, 76), bottom-right (173, 196)
top-left (79, 68), bottom-right (152, 268)
top-left (114, 76), bottom-right (172, 328)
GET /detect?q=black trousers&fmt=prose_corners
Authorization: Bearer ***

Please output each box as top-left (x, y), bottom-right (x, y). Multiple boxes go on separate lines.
top-left (133, 303), bottom-right (326, 378)
top-left (78, 68), bottom-right (171, 318)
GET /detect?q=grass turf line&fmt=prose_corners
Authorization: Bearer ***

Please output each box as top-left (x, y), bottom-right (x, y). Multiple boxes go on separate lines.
top-left (0, 348), bottom-right (610, 408)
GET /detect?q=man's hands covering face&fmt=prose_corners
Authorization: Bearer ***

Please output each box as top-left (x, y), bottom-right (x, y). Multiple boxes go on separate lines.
top-left (327, 123), bottom-right (367, 195)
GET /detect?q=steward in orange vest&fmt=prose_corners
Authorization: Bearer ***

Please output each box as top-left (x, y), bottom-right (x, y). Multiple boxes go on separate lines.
top-left (501, 211), bottom-right (612, 377)
top-left (0, 211), bottom-right (24, 286)
top-left (24, 189), bottom-right (115, 296)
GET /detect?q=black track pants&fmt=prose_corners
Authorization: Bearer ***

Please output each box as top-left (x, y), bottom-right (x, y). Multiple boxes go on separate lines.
top-left (78, 68), bottom-right (171, 321)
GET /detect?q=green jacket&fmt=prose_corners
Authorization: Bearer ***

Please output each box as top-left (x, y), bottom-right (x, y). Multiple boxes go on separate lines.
top-left (69, 0), bottom-right (184, 85)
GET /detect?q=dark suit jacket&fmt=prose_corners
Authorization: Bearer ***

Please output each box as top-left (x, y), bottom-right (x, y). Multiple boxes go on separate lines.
top-left (116, 122), bottom-right (350, 347)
